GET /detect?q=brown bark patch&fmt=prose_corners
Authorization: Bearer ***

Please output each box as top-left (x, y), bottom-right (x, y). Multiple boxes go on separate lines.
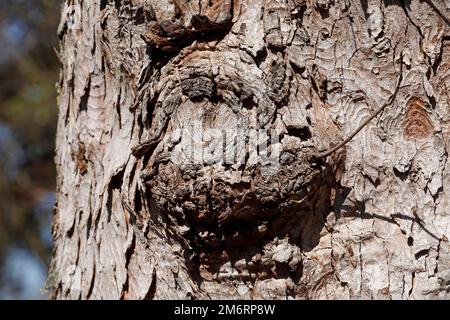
top-left (403, 97), bottom-right (433, 140)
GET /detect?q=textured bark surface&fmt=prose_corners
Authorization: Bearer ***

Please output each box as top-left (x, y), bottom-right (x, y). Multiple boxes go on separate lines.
top-left (49, 0), bottom-right (450, 299)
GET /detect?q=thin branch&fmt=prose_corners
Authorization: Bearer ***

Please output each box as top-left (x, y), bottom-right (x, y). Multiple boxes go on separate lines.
top-left (316, 60), bottom-right (403, 159)
top-left (422, 0), bottom-right (450, 27)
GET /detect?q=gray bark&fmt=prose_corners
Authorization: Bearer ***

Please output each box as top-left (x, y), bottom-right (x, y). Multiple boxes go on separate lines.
top-left (49, 0), bottom-right (450, 299)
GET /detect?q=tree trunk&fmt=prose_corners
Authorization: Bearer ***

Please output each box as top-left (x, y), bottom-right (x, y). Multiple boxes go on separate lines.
top-left (49, 0), bottom-right (450, 299)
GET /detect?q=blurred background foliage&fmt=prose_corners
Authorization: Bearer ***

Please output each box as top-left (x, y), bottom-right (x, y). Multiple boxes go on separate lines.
top-left (0, 0), bottom-right (60, 298)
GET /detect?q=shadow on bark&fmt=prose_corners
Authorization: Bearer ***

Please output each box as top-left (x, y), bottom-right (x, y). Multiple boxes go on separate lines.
top-left (334, 191), bottom-right (441, 241)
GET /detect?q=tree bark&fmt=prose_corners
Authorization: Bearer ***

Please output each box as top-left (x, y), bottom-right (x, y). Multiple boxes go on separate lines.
top-left (49, 0), bottom-right (450, 299)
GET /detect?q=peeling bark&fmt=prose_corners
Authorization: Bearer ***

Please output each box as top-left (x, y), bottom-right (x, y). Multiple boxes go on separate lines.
top-left (49, 0), bottom-right (450, 299)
